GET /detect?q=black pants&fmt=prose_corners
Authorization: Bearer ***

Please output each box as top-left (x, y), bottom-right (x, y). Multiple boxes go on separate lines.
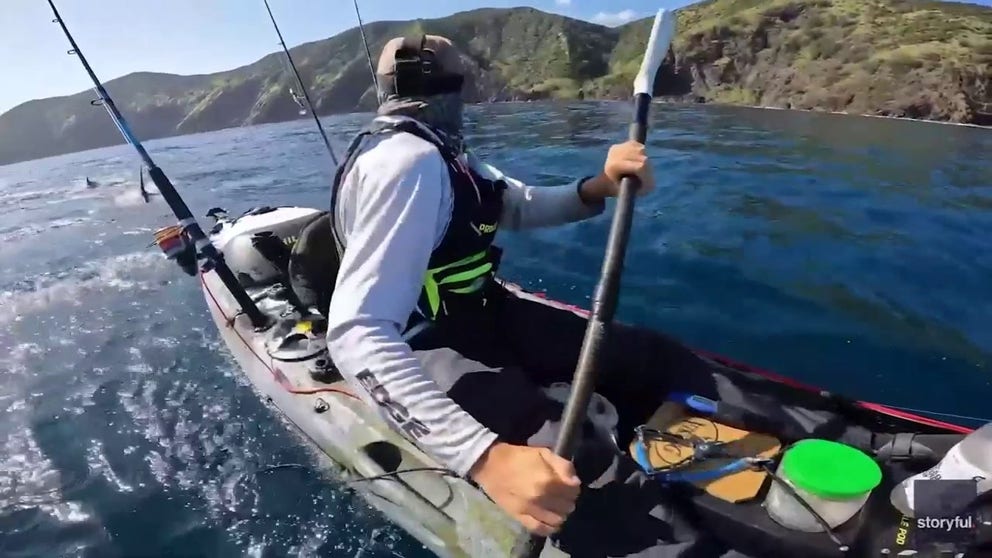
top-left (409, 285), bottom-right (746, 558)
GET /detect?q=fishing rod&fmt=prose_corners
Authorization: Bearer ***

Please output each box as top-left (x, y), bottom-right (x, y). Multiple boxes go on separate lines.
top-left (352, 0), bottom-right (379, 99)
top-left (46, 0), bottom-right (270, 330)
top-left (512, 8), bottom-right (677, 558)
top-left (262, 0), bottom-right (339, 166)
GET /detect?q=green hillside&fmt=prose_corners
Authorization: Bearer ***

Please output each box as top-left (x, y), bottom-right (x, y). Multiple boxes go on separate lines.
top-left (655, 0), bottom-right (992, 121)
top-left (1, 1), bottom-right (989, 165)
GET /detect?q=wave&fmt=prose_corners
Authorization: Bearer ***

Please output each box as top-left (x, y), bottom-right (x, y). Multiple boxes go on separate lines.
top-left (0, 216), bottom-right (94, 244)
top-left (113, 188), bottom-right (153, 207)
top-left (0, 343), bottom-right (94, 526)
top-left (0, 251), bottom-right (169, 325)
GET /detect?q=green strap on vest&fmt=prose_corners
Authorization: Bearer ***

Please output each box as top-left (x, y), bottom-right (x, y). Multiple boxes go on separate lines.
top-left (421, 249), bottom-right (494, 319)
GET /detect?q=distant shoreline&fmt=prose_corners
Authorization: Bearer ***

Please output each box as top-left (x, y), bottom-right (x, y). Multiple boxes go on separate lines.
top-left (6, 0), bottom-right (991, 167)
top-left (647, 98), bottom-right (992, 130)
top-left (751, 103), bottom-right (991, 130)
top-left (3, 99), bottom-right (989, 169)
top-left (483, 97), bottom-right (992, 130)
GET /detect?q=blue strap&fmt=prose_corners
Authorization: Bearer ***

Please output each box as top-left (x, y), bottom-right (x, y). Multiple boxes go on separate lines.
top-left (632, 440), bottom-right (767, 484)
top-left (633, 438), bottom-right (654, 471)
top-left (667, 392), bottom-right (718, 415)
top-left (652, 458), bottom-right (757, 483)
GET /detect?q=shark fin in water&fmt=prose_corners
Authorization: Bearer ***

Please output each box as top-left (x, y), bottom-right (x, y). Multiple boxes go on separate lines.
top-left (139, 166), bottom-right (150, 203)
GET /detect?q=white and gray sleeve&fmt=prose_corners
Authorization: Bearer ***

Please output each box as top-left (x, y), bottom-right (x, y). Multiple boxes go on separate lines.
top-left (326, 132), bottom-right (498, 476)
top-left (469, 155), bottom-right (606, 230)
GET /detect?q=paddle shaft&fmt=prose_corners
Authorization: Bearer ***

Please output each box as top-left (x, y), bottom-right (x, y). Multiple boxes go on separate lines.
top-left (556, 94), bottom-right (650, 456)
top-left (513, 92), bottom-right (652, 558)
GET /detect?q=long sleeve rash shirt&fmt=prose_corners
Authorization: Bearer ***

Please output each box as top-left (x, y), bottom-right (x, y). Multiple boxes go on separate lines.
top-left (326, 116), bottom-right (605, 476)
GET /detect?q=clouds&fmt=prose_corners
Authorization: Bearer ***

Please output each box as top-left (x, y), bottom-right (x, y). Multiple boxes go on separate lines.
top-left (590, 9), bottom-right (639, 26)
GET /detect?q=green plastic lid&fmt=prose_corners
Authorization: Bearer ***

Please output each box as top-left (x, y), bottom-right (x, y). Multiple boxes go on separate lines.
top-left (781, 439), bottom-right (882, 499)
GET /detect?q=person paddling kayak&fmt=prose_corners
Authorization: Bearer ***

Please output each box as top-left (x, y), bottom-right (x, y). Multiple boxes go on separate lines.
top-left (324, 35), bottom-right (735, 556)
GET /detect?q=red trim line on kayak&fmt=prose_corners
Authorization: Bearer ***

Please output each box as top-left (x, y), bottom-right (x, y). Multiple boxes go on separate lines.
top-left (204, 276), bottom-right (973, 434)
top-left (696, 350), bottom-right (975, 435)
top-left (526, 289), bottom-right (975, 434)
top-left (201, 275), bottom-right (360, 401)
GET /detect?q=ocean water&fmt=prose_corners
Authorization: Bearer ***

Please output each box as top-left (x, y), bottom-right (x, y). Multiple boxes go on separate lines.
top-left (1, 101), bottom-right (990, 557)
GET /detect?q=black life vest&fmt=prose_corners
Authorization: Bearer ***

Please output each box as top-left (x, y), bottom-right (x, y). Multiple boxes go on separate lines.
top-left (323, 117), bottom-right (506, 322)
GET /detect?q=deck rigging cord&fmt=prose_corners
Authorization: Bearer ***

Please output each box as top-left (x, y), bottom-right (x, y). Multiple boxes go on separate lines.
top-left (45, 0), bottom-right (270, 329)
top-left (884, 405), bottom-right (991, 425)
top-left (262, 0), bottom-right (339, 166)
top-left (631, 427), bottom-right (850, 552)
top-left (240, 463), bottom-right (457, 487)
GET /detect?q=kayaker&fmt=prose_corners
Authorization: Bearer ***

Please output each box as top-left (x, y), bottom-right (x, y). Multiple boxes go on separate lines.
top-left (325, 34), bottom-right (727, 556)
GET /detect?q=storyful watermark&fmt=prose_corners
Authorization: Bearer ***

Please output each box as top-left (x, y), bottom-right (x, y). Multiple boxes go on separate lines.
top-left (917, 514), bottom-right (978, 532)
top-left (910, 478), bottom-right (989, 549)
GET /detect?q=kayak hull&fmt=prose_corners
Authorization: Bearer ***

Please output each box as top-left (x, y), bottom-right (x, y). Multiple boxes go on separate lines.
top-left (199, 206), bottom-right (978, 558)
top-left (201, 269), bottom-right (535, 557)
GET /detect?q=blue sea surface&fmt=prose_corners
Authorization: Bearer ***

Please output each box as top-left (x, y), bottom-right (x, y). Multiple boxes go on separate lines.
top-left (1, 102), bottom-right (990, 557)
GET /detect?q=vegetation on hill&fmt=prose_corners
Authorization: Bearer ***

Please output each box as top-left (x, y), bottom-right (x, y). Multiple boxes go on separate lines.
top-left (1, 0), bottom-right (989, 165)
top-left (655, 0), bottom-right (992, 123)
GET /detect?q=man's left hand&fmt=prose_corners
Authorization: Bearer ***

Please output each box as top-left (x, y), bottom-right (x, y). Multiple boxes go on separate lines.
top-left (579, 141), bottom-right (655, 203)
top-left (603, 140), bottom-right (655, 196)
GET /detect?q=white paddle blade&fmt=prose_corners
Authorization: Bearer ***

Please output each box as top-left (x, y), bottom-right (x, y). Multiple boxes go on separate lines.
top-left (632, 8), bottom-right (678, 97)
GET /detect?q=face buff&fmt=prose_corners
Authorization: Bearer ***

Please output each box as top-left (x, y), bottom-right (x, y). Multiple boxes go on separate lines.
top-left (377, 92), bottom-right (465, 154)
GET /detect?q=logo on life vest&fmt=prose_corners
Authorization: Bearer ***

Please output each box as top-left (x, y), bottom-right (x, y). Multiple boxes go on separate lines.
top-left (895, 515), bottom-right (912, 546)
top-left (471, 221), bottom-right (497, 236)
top-left (355, 370), bottom-right (431, 439)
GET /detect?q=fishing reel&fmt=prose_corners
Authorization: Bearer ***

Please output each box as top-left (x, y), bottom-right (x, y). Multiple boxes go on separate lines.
top-left (152, 208), bottom-right (237, 275)
top-left (153, 224), bottom-right (198, 276)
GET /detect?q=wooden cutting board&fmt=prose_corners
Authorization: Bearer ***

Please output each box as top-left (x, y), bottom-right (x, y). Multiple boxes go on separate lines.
top-left (632, 401), bottom-right (782, 503)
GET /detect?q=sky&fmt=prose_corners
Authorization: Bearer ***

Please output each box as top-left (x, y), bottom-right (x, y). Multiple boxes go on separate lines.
top-left (2, 0), bottom-right (990, 114)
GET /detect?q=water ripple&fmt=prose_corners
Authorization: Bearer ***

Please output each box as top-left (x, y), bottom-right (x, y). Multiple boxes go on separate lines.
top-left (0, 102), bottom-right (990, 557)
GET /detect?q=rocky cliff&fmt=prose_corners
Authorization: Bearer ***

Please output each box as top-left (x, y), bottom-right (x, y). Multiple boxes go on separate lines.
top-left (655, 0), bottom-right (992, 124)
top-left (1, 0), bottom-right (989, 165)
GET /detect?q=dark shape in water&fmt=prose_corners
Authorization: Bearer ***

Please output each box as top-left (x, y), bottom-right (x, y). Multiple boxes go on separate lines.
top-left (139, 166), bottom-right (150, 203)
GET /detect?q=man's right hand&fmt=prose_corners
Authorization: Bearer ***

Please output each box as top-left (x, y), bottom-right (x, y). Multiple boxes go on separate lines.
top-left (468, 442), bottom-right (582, 536)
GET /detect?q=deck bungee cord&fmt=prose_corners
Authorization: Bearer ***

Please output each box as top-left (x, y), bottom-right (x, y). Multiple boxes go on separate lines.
top-left (46, 0), bottom-right (270, 330)
top-left (630, 435), bottom-right (852, 551)
top-left (632, 424), bottom-right (776, 483)
top-left (882, 405), bottom-right (990, 425)
top-left (262, 0), bottom-right (339, 166)
top-left (238, 463), bottom-right (458, 492)
top-left (629, 399), bottom-right (853, 553)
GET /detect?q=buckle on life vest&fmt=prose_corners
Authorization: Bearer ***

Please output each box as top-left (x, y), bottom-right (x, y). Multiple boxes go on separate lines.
top-left (489, 245), bottom-right (503, 273)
